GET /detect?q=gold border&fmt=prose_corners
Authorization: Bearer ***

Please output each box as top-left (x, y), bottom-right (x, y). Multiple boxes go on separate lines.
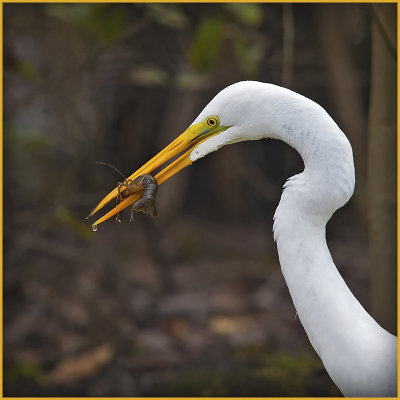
top-left (1, 3), bottom-right (3, 399)
top-left (1, 0), bottom-right (399, 3)
top-left (397, 1), bottom-right (400, 398)
top-left (1, 2), bottom-right (398, 400)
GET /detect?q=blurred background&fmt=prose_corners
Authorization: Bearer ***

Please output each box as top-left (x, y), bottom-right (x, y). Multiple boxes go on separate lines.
top-left (4, 3), bottom-right (396, 397)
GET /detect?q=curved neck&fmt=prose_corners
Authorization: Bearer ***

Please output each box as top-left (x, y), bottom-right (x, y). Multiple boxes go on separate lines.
top-left (191, 82), bottom-right (396, 395)
top-left (272, 118), bottom-right (396, 396)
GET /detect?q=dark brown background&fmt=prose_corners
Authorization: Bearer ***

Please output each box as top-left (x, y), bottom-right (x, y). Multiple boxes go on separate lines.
top-left (4, 3), bottom-right (396, 396)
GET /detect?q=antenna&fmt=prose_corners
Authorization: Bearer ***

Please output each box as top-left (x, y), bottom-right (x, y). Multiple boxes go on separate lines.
top-left (95, 161), bottom-right (127, 180)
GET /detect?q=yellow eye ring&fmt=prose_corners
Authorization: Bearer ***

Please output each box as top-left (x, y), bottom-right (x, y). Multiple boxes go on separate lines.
top-left (206, 116), bottom-right (219, 127)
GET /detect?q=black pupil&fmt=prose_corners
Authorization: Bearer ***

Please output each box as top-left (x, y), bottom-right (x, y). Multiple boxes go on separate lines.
top-left (209, 119), bottom-right (215, 125)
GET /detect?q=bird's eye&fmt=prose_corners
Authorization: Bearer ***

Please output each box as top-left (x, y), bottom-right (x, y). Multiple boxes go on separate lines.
top-left (206, 116), bottom-right (219, 127)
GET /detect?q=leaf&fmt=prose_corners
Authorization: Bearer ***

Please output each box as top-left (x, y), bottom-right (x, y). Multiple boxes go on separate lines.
top-left (5, 363), bottom-right (45, 386)
top-left (225, 3), bottom-right (263, 27)
top-left (90, 6), bottom-right (125, 44)
top-left (48, 343), bottom-right (114, 385)
top-left (4, 123), bottom-right (47, 150)
top-left (187, 17), bottom-right (224, 73)
top-left (233, 30), bottom-right (264, 77)
top-left (45, 4), bottom-right (93, 24)
top-left (17, 61), bottom-right (39, 80)
top-left (146, 4), bottom-right (187, 30)
top-left (45, 4), bottom-right (125, 44)
top-left (56, 205), bottom-right (92, 239)
top-left (128, 65), bottom-right (169, 87)
top-left (174, 72), bottom-right (210, 90)
top-left (255, 354), bottom-right (324, 395)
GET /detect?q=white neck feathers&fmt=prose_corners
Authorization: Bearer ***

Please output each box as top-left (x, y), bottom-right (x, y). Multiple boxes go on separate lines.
top-left (268, 89), bottom-right (396, 397)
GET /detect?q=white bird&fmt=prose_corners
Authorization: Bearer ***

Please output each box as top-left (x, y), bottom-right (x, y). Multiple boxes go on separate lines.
top-left (90, 81), bottom-right (397, 397)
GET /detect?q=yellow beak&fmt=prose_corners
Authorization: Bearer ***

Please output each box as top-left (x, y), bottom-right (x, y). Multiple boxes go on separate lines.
top-left (88, 119), bottom-right (227, 227)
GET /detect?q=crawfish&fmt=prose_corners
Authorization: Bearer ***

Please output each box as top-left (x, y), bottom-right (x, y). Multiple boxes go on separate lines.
top-left (96, 162), bottom-right (158, 222)
top-left (116, 174), bottom-right (158, 222)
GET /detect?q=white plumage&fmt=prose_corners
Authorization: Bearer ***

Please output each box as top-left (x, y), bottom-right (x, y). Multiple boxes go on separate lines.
top-left (189, 81), bottom-right (397, 396)
top-left (92, 81), bottom-right (397, 396)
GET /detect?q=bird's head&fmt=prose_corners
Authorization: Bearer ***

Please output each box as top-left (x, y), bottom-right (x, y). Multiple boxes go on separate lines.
top-left (89, 82), bottom-right (262, 226)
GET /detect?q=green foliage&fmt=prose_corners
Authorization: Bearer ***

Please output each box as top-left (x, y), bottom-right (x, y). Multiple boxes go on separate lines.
top-left (187, 16), bottom-right (224, 72)
top-left (5, 123), bottom-right (47, 151)
top-left (146, 4), bottom-right (187, 30)
top-left (45, 4), bottom-right (125, 44)
top-left (56, 205), bottom-right (92, 239)
top-left (174, 71), bottom-right (209, 90)
top-left (16, 61), bottom-right (39, 80)
top-left (5, 363), bottom-right (46, 386)
top-left (150, 355), bottom-right (327, 396)
top-left (255, 354), bottom-right (324, 396)
top-left (187, 10), bottom-right (265, 77)
top-left (233, 30), bottom-right (264, 77)
top-left (4, 124), bottom-right (51, 206)
top-left (152, 367), bottom-right (242, 396)
top-left (148, 347), bottom-right (331, 397)
top-left (129, 65), bottom-right (169, 87)
top-left (225, 3), bottom-right (264, 27)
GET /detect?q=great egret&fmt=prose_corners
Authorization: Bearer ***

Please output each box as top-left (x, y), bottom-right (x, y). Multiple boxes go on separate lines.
top-left (89, 81), bottom-right (397, 396)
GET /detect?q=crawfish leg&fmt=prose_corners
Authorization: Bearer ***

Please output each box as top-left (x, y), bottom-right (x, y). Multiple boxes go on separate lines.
top-left (116, 179), bottom-right (145, 223)
top-left (115, 179), bottom-right (133, 222)
top-left (130, 205), bottom-right (135, 222)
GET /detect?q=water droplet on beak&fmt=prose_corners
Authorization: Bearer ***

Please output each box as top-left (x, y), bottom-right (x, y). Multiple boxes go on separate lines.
top-left (92, 224), bottom-right (98, 232)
